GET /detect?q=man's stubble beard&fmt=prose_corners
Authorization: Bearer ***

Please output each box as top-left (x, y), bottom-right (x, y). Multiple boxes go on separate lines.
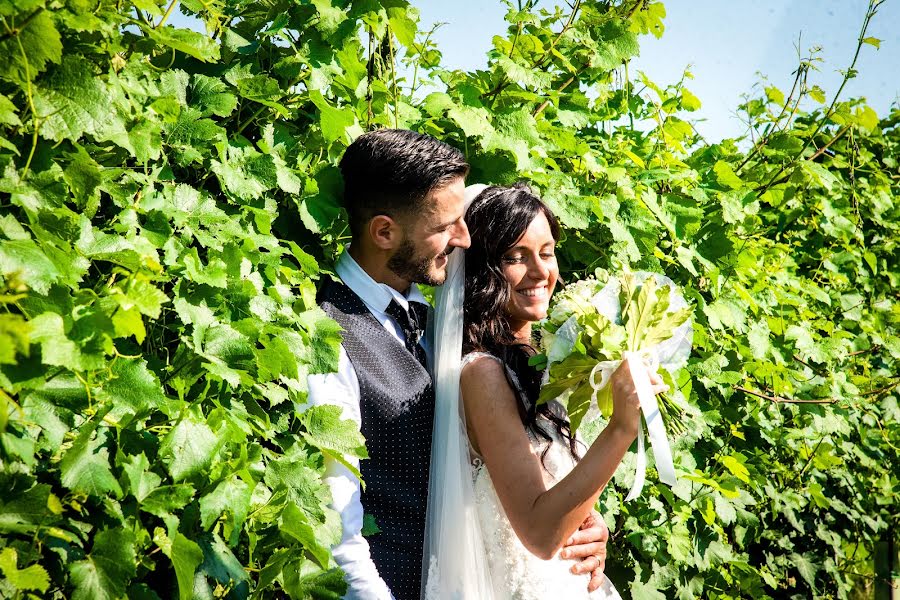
top-left (387, 238), bottom-right (450, 286)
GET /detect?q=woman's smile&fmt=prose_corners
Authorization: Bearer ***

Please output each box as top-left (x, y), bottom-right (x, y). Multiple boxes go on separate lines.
top-left (517, 285), bottom-right (550, 299)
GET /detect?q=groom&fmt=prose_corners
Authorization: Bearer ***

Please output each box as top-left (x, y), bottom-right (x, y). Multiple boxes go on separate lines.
top-left (308, 129), bottom-right (610, 600)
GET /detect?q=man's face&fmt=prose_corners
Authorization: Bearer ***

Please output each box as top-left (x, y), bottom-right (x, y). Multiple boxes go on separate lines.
top-left (387, 177), bottom-right (471, 286)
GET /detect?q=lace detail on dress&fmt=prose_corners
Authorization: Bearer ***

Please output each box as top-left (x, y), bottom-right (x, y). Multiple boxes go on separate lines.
top-left (461, 353), bottom-right (622, 600)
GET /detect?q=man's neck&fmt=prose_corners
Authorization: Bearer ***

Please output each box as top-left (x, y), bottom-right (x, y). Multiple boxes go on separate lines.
top-left (347, 244), bottom-right (411, 295)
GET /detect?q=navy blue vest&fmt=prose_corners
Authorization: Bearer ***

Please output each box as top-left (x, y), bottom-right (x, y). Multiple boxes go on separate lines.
top-left (319, 279), bottom-right (434, 600)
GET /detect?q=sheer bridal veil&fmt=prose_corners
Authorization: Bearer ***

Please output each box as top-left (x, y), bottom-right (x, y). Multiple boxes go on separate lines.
top-left (421, 184), bottom-right (496, 600)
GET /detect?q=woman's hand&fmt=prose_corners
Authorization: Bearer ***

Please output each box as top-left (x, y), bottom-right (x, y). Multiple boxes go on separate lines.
top-left (608, 356), bottom-right (668, 438)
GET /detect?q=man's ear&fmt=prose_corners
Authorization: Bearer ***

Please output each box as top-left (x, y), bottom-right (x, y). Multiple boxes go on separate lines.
top-left (368, 215), bottom-right (401, 251)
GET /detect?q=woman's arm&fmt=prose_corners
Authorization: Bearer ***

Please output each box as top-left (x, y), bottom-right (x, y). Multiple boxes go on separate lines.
top-left (462, 355), bottom-right (660, 560)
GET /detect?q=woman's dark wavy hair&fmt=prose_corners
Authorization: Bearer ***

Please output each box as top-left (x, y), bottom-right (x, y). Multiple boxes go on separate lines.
top-left (463, 183), bottom-right (580, 463)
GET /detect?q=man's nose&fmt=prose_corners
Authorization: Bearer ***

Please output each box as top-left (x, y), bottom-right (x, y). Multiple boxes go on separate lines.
top-left (451, 220), bottom-right (471, 249)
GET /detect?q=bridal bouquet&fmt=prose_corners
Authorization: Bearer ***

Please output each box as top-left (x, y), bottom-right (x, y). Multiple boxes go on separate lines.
top-left (535, 270), bottom-right (694, 499)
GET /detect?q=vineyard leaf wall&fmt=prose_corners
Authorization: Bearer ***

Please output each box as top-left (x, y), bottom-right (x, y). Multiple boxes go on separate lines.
top-left (0, 0), bottom-right (897, 598)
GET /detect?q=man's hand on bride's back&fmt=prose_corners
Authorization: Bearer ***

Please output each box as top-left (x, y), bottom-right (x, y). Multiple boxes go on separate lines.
top-left (608, 357), bottom-right (668, 438)
top-left (558, 512), bottom-right (609, 592)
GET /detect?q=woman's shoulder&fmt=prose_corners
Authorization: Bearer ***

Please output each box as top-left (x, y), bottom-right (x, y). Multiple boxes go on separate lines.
top-left (461, 350), bottom-right (528, 400)
top-left (460, 351), bottom-right (506, 383)
top-left (461, 351), bottom-right (501, 369)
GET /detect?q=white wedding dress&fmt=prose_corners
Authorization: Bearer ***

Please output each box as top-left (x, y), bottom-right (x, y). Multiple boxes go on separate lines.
top-left (462, 353), bottom-right (622, 600)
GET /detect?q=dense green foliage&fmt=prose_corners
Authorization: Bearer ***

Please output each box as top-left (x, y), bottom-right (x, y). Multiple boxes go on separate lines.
top-left (0, 0), bottom-right (897, 598)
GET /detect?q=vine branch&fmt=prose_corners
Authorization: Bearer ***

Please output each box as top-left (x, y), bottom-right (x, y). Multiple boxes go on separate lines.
top-left (155, 0), bottom-right (178, 29)
top-left (0, 8), bottom-right (44, 43)
top-left (756, 0), bottom-right (882, 197)
top-left (734, 385), bottom-right (838, 405)
top-left (533, 70), bottom-right (580, 117)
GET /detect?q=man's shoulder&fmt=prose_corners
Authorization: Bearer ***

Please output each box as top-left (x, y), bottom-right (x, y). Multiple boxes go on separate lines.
top-left (317, 276), bottom-right (353, 308)
top-left (317, 278), bottom-right (375, 338)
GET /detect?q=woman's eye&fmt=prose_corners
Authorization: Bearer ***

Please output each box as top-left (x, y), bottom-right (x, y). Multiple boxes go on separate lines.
top-left (502, 255), bottom-right (525, 264)
top-left (540, 252), bottom-right (555, 259)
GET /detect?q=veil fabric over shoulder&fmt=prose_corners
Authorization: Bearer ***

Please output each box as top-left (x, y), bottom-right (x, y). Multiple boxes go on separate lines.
top-left (421, 184), bottom-right (497, 600)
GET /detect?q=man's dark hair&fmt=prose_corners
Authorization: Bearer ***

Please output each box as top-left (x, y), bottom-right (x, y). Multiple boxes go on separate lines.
top-left (339, 129), bottom-right (469, 239)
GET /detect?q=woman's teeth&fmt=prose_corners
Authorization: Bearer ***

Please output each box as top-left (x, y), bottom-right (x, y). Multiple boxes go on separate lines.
top-left (518, 286), bottom-right (547, 298)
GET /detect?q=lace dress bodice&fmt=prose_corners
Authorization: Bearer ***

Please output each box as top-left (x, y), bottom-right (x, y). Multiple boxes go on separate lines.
top-left (462, 352), bottom-right (621, 600)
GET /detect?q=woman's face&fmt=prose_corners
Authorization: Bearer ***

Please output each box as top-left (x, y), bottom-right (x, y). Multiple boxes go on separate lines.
top-left (501, 211), bottom-right (559, 330)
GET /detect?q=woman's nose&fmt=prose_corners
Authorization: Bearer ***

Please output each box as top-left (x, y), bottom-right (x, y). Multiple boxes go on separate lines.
top-left (529, 256), bottom-right (550, 280)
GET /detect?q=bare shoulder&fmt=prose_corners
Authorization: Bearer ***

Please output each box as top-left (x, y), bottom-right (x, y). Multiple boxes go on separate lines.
top-left (461, 355), bottom-right (509, 393)
top-left (461, 353), bottom-right (504, 380)
top-left (460, 355), bottom-right (518, 412)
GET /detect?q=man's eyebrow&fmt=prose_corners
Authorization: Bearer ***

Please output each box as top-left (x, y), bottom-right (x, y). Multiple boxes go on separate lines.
top-left (435, 215), bottom-right (461, 229)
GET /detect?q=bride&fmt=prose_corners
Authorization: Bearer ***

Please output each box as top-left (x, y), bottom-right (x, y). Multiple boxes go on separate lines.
top-left (423, 183), bottom-right (667, 599)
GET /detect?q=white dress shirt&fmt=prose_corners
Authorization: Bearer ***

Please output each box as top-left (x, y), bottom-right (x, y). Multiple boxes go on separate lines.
top-left (306, 251), bottom-right (430, 600)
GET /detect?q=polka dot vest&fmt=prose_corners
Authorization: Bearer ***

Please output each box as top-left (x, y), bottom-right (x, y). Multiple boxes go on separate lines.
top-left (320, 279), bottom-right (435, 600)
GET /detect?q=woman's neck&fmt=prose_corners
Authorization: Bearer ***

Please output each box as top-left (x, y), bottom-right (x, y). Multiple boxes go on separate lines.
top-left (509, 319), bottom-right (533, 345)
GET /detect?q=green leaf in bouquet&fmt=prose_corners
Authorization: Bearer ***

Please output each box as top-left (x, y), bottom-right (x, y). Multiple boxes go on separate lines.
top-left (621, 273), bottom-right (666, 350)
top-left (579, 311), bottom-right (627, 359)
top-left (595, 383), bottom-right (613, 418)
top-left (527, 352), bottom-right (548, 372)
top-left (640, 303), bottom-right (692, 349)
top-left (538, 355), bottom-right (598, 406)
top-left (563, 383), bottom-right (595, 434)
top-left (620, 274), bottom-right (691, 351)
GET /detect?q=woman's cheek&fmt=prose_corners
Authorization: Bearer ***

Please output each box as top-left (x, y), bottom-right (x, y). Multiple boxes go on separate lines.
top-left (501, 264), bottom-right (520, 288)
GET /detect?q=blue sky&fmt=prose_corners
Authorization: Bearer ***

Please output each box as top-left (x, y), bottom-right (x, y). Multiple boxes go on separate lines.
top-left (417, 0), bottom-right (899, 141)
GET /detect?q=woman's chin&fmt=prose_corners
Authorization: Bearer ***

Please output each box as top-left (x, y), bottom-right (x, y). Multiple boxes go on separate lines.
top-left (510, 305), bottom-right (548, 324)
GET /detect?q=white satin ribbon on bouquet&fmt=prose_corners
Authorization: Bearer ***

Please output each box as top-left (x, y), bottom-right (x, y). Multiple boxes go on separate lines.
top-left (587, 350), bottom-right (677, 501)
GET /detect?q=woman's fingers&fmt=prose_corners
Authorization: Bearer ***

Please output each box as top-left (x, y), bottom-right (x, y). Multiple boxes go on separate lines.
top-left (646, 366), bottom-right (670, 395)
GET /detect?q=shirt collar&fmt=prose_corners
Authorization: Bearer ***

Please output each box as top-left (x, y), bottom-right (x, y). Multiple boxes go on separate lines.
top-left (335, 250), bottom-right (429, 314)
